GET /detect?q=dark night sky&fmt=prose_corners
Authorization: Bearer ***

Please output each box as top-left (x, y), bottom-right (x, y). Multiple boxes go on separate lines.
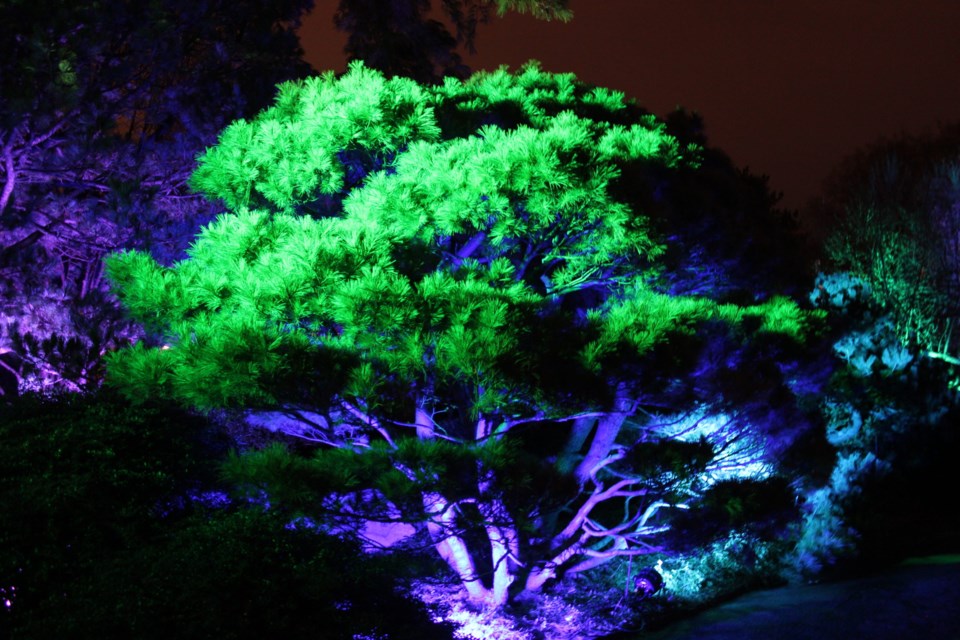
top-left (299, 0), bottom-right (960, 214)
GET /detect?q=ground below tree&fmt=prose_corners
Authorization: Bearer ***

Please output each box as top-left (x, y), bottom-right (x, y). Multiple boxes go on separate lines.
top-left (608, 556), bottom-right (960, 640)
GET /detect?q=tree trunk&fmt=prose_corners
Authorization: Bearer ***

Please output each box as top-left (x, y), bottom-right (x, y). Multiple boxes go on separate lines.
top-left (478, 494), bottom-right (518, 607)
top-left (486, 523), bottom-right (515, 607)
top-left (523, 541), bottom-right (582, 592)
top-left (423, 492), bottom-right (491, 603)
top-left (573, 385), bottom-right (632, 485)
top-left (415, 405), bottom-right (435, 439)
top-left (556, 415), bottom-right (595, 475)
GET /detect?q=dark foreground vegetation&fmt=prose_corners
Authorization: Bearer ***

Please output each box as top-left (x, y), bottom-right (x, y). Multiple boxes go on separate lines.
top-left (2, 382), bottom-right (957, 638)
top-left (0, 392), bottom-right (457, 639)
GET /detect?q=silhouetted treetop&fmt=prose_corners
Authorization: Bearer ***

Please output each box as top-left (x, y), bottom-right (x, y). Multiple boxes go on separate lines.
top-left (333, 0), bottom-right (571, 82)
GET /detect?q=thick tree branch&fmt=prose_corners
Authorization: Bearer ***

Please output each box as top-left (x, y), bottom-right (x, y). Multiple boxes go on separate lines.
top-left (574, 410), bottom-right (629, 486)
top-left (550, 476), bottom-right (644, 549)
top-left (0, 142), bottom-right (16, 216)
top-left (340, 399), bottom-right (397, 448)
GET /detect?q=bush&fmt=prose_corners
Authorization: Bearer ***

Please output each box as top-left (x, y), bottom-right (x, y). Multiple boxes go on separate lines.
top-left (15, 508), bottom-right (452, 639)
top-left (0, 391), bottom-right (452, 639)
top-left (0, 391), bottom-right (217, 635)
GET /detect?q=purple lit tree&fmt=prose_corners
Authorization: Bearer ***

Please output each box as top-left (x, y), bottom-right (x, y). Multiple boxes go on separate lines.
top-left (106, 63), bottom-right (814, 607)
top-left (0, 0), bottom-right (313, 392)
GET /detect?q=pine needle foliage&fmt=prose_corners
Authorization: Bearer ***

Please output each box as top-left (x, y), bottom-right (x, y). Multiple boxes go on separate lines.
top-left (487, 0), bottom-right (572, 21)
top-left (106, 64), bottom-right (816, 608)
top-left (109, 62), bottom-right (807, 414)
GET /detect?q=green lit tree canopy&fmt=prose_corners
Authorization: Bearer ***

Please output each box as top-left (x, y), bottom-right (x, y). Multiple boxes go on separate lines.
top-left (107, 63), bottom-right (814, 607)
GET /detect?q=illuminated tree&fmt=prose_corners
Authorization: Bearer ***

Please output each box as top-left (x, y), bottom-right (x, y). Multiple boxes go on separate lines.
top-left (791, 269), bottom-right (960, 577)
top-left (0, 0), bottom-right (313, 391)
top-left (107, 63), bottom-right (814, 607)
top-left (818, 124), bottom-right (960, 375)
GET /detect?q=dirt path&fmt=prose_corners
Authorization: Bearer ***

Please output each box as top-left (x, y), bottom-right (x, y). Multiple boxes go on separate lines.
top-left (623, 556), bottom-right (960, 640)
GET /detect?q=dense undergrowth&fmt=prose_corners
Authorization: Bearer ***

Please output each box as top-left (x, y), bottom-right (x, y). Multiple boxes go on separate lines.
top-left (2, 387), bottom-right (957, 638)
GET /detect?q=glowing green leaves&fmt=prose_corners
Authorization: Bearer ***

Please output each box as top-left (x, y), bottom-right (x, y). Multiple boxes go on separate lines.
top-left (191, 59), bottom-right (659, 213)
top-left (438, 62), bottom-right (628, 129)
top-left (730, 296), bottom-right (816, 337)
top-left (597, 123), bottom-right (682, 165)
top-left (582, 286), bottom-right (815, 373)
top-left (339, 110), bottom-right (670, 310)
top-left (101, 64), bottom-right (825, 605)
top-left (107, 61), bottom-right (810, 418)
top-left (582, 285), bottom-right (711, 371)
top-left (190, 62), bottom-right (441, 210)
top-left (487, 0), bottom-right (572, 21)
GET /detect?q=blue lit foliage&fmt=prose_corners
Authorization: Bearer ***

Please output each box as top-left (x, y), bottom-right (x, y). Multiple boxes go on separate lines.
top-left (808, 128), bottom-right (960, 570)
top-left (107, 63), bottom-right (816, 607)
top-left (793, 269), bottom-right (958, 575)
top-left (812, 273), bottom-right (915, 378)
